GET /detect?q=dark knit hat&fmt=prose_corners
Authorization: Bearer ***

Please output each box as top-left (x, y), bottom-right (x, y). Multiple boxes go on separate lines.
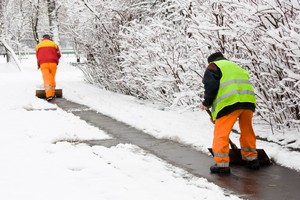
top-left (207, 52), bottom-right (226, 63)
top-left (42, 34), bottom-right (51, 39)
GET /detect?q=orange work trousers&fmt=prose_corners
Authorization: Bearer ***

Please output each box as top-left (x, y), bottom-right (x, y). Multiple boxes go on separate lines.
top-left (213, 109), bottom-right (258, 167)
top-left (40, 63), bottom-right (57, 98)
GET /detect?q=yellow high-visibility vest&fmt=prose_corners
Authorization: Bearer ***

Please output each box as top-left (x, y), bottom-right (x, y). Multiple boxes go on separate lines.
top-left (211, 60), bottom-right (256, 120)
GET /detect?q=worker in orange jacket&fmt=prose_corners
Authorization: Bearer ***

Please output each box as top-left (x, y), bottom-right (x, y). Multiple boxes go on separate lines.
top-left (200, 52), bottom-right (259, 174)
top-left (36, 34), bottom-right (61, 101)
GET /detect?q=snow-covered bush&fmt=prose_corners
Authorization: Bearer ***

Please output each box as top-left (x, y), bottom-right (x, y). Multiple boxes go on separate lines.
top-left (1, 0), bottom-right (299, 128)
top-left (197, 0), bottom-right (300, 127)
top-left (243, 0), bottom-right (300, 128)
top-left (118, 0), bottom-right (204, 108)
top-left (116, 0), bottom-right (300, 128)
top-left (32, 0), bottom-right (299, 129)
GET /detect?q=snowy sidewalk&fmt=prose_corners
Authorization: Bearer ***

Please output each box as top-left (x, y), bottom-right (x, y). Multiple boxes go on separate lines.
top-left (1, 55), bottom-right (300, 200)
top-left (0, 56), bottom-right (241, 200)
top-left (50, 97), bottom-right (300, 200)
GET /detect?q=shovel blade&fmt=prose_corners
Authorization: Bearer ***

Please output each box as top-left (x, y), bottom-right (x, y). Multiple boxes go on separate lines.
top-left (208, 148), bottom-right (271, 166)
top-left (36, 89), bottom-right (63, 98)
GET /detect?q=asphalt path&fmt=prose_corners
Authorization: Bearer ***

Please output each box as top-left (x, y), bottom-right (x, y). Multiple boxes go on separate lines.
top-left (50, 98), bottom-right (300, 200)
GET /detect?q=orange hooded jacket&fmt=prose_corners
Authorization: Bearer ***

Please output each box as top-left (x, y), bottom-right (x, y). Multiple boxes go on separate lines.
top-left (36, 38), bottom-right (61, 66)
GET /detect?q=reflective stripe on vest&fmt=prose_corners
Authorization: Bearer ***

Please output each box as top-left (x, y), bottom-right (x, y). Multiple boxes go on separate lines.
top-left (211, 60), bottom-right (256, 120)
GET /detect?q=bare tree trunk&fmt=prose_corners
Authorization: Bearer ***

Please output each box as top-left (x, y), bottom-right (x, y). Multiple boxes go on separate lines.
top-left (5, 49), bottom-right (10, 62)
top-left (1, 1), bottom-right (8, 63)
top-left (47, 0), bottom-right (59, 43)
top-left (47, 0), bottom-right (55, 30)
top-left (74, 40), bottom-right (81, 63)
top-left (0, 0), bottom-right (4, 33)
top-left (31, 0), bottom-right (40, 44)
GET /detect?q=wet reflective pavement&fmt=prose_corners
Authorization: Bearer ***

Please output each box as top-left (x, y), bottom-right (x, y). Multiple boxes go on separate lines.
top-left (51, 98), bottom-right (300, 200)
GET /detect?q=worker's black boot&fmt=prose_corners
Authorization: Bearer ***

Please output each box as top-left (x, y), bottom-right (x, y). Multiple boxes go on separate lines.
top-left (246, 159), bottom-right (260, 170)
top-left (210, 164), bottom-right (231, 174)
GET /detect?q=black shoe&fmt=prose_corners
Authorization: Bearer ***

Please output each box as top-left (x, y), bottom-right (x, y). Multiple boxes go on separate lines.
top-left (246, 159), bottom-right (260, 170)
top-left (210, 164), bottom-right (231, 174)
top-left (46, 96), bottom-right (54, 101)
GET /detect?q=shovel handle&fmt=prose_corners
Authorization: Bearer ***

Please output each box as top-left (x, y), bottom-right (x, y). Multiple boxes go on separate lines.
top-left (229, 139), bottom-right (239, 150)
top-left (205, 109), bottom-right (239, 150)
top-left (205, 110), bottom-right (215, 124)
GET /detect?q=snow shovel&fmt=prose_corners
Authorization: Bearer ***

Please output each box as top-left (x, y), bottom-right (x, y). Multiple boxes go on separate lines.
top-left (206, 109), bottom-right (271, 166)
top-left (35, 89), bottom-right (63, 99)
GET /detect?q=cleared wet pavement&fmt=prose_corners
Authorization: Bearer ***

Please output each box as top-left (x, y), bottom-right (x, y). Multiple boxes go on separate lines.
top-left (51, 98), bottom-right (300, 200)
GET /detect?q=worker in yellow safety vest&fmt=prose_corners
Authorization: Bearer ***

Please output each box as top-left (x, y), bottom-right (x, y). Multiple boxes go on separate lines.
top-left (200, 52), bottom-right (260, 174)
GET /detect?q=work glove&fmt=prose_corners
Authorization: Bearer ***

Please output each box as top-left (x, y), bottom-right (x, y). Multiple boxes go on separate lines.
top-left (200, 104), bottom-right (209, 111)
top-left (200, 102), bottom-right (215, 124)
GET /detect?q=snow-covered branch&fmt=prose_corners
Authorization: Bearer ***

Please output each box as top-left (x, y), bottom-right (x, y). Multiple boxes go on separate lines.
top-left (0, 39), bottom-right (23, 71)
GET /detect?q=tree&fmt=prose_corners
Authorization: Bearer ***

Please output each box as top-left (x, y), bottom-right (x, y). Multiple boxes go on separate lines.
top-left (29, 0), bottom-right (40, 44)
top-left (0, 0), bottom-right (26, 70)
top-left (46, 0), bottom-right (60, 43)
top-left (0, 0), bottom-right (299, 128)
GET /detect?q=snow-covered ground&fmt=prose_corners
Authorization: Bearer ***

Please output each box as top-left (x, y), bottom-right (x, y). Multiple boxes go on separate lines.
top-left (0, 54), bottom-right (299, 200)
